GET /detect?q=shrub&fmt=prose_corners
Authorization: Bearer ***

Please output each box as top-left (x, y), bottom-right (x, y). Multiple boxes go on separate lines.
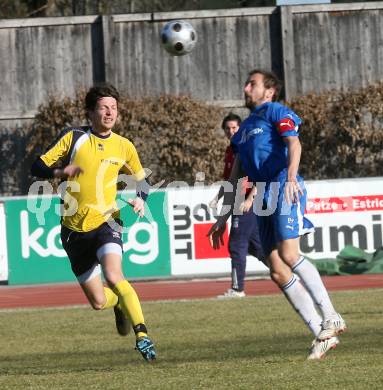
top-left (289, 83), bottom-right (383, 180)
top-left (27, 92), bottom-right (226, 187)
top-left (4, 83), bottom-right (383, 196)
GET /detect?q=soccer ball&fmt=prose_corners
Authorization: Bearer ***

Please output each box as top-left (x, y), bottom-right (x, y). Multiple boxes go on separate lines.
top-left (160, 20), bottom-right (197, 56)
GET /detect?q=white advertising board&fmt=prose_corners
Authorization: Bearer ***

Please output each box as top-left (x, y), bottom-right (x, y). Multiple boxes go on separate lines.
top-left (303, 177), bottom-right (383, 259)
top-left (167, 187), bottom-right (268, 276)
top-left (167, 177), bottom-right (383, 277)
top-left (0, 203), bottom-right (9, 281)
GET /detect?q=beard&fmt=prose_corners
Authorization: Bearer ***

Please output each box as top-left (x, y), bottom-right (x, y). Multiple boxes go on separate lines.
top-left (244, 95), bottom-right (254, 109)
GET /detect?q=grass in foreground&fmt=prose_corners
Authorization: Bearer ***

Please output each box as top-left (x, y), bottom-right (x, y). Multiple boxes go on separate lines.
top-left (0, 288), bottom-right (382, 389)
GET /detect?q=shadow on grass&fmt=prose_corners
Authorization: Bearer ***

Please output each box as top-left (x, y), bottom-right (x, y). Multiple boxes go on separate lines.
top-left (0, 332), bottom-right (312, 375)
top-left (0, 347), bottom-right (139, 375)
top-left (2, 326), bottom-right (372, 375)
top-left (158, 332), bottom-right (310, 364)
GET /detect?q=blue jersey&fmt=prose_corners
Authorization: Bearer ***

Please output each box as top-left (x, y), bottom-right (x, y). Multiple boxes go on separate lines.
top-left (231, 102), bottom-right (302, 183)
top-left (231, 102), bottom-right (313, 256)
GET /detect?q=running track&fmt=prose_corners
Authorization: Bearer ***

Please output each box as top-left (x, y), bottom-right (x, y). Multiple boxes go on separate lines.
top-left (1, 274), bottom-right (382, 309)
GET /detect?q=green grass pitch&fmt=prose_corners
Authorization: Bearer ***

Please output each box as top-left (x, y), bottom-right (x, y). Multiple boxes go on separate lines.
top-left (1, 288), bottom-right (382, 389)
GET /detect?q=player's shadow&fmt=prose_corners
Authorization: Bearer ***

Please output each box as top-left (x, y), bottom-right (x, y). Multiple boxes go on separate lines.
top-left (149, 333), bottom-right (313, 364)
top-left (0, 333), bottom-right (306, 374)
top-left (1, 348), bottom-right (145, 374)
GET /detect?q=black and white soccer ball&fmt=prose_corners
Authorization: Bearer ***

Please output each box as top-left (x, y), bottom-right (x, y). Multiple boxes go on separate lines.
top-left (160, 20), bottom-right (197, 56)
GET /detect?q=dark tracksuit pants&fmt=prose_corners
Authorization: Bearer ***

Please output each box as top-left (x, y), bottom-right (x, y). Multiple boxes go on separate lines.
top-left (229, 209), bottom-right (265, 292)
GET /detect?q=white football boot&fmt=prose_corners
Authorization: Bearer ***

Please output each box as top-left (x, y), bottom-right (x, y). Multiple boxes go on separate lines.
top-left (307, 336), bottom-right (339, 360)
top-left (317, 313), bottom-right (347, 340)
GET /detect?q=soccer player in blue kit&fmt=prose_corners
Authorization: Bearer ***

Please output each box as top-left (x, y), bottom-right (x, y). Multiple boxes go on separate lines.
top-left (209, 69), bottom-right (346, 359)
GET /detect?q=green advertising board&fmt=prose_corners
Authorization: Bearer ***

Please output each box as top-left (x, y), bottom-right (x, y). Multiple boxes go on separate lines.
top-left (120, 192), bottom-right (171, 278)
top-left (4, 192), bottom-right (171, 285)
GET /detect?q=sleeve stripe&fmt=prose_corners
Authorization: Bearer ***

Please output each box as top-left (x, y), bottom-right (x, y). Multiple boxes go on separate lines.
top-left (69, 131), bottom-right (91, 163)
top-left (44, 127), bottom-right (73, 152)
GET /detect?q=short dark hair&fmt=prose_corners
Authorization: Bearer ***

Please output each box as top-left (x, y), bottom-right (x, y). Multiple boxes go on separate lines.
top-left (248, 69), bottom-right (283, 101)
top-left (222, 113), bottom-right (242, 130)
top-left (85, 83), bottom-right (120, 111)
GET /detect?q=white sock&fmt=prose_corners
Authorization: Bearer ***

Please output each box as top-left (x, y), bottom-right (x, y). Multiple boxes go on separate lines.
top-left (292, 256), bottom-right (337, 319)
top-left (282, 275), bottom-right (322, 337)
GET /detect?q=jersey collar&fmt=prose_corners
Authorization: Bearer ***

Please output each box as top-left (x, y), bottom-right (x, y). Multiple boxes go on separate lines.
top-left (90, 129), bottom-right (112, 139)
top-left (252, 102), bottom-right (270, 113)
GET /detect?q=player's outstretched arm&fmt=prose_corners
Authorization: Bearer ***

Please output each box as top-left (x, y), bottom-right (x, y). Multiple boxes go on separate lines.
top-left (128, 197), bottom-right (145, 217)
top-left (283, 136), bottom-right (303, 205)
top-left (208, 155), bottom-right (242, 248)
top-left (239, 184), bottom-right (256, 213)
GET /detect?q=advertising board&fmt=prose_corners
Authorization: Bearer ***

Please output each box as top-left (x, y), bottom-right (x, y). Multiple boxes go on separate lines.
top-left (4, 192), bottom-right (171, 285)
top-left (0, 203), bottom-right (8, 282)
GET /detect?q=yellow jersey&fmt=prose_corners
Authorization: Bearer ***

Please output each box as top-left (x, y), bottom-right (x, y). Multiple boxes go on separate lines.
top-left (41, 127), bottom-right (145, 232)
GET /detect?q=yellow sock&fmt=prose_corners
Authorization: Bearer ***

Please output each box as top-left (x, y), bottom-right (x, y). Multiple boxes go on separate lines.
top-left (101, 287), bottom-right (118, 309)
top-left (113, 280), bottom-right (147, 338)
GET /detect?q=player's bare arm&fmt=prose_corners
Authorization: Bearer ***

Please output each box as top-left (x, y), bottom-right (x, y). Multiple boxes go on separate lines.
top-left (239, 183), bottom-right (257, 213)
top-left (208, 155), bottom-right (242, 248)
top-left (128, 197), bottom-right (145, 218)
top-left (127, 176), bottom-right (150, 218)
top-left (283, 136), bottom-right (303, 205)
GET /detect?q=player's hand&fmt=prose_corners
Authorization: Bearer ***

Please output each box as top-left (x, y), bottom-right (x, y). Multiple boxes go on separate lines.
top-left (207, 219), bottom-right (226, 250)
top-left (128, 197), bottom-right (145, 217)
top-left (60, 164), bottom-right (83, 178)
top-left (284, 179), bottom-right (303, 205)
top-left (239, 198), bottom-right (253, 213)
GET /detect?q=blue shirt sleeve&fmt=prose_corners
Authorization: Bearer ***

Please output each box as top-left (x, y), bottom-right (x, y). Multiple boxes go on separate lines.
top-left (269, 103), bottom-right (301, 137)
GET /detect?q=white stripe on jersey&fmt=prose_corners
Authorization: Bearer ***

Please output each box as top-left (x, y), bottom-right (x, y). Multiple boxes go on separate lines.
top-left (69, 130), bottom-right (91, 163)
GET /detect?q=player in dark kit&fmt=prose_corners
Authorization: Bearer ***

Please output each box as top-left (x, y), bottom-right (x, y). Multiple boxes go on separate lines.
top-left (209, 70), bottom-right (346, 359)
top-left (210, 113), bottom-right (265, 297)
top-left (31, 83), bottom-right (156, 362)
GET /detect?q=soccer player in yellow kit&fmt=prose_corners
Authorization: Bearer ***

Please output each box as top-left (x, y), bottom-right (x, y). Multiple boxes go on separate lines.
top-left (31, 83), bottom-right (156, 362)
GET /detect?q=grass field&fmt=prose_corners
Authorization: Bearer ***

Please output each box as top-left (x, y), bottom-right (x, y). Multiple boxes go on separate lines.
top-left (1, 288), bottom-right (382, 389)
